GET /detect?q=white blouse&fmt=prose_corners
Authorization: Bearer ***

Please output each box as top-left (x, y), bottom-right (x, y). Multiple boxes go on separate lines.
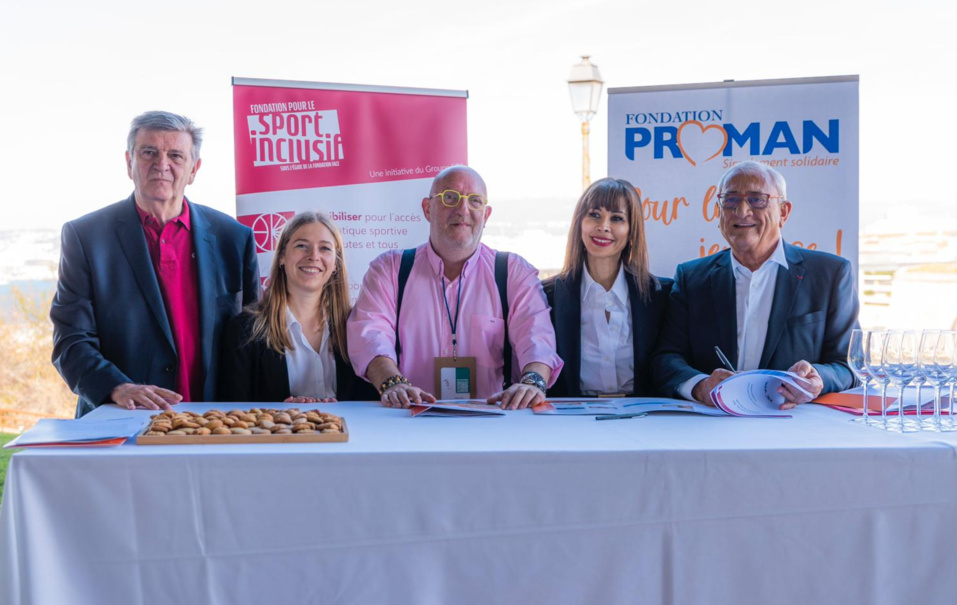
top-left (579, 264), bottom-right (634, 395)
top-left (284, 307), bottom-right (337, 399)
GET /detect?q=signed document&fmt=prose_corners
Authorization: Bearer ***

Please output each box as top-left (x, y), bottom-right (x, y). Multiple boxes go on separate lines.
top-left (709, 370), bottom-right (814, 417)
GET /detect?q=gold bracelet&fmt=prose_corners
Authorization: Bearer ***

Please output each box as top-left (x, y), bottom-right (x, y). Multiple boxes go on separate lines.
top-left (378, 374), bottom-right (411, 395)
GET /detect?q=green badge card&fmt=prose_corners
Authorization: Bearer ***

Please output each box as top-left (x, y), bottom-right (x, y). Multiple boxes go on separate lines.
top-left (435, 357), bottom-right (477, 399)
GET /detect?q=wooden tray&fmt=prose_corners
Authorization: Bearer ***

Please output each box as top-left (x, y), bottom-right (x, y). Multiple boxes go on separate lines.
top-left (136, 418), bottom-right (348, 445)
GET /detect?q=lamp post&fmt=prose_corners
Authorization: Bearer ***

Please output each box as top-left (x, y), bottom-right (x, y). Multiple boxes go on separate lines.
top-left (567, 55), bottom-right (604, 191)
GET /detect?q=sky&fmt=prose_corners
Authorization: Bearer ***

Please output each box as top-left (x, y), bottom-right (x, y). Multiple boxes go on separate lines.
top-left (1, 0), bottom-right (954, 231)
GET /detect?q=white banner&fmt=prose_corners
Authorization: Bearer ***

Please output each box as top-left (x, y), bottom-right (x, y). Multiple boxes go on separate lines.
top-left (607, 76), bottom-right (858, 277)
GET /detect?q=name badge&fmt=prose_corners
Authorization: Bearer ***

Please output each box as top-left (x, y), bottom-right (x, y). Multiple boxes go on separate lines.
top-left (435, 356), bottom-right (477, 399)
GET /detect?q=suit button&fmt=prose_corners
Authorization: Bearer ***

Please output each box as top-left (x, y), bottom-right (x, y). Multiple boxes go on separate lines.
top-left (164, 366), bottom-right (173, 373)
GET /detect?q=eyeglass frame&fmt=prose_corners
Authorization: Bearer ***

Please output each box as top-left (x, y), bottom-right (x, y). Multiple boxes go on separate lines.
top-left (716, 191), bottom-right (786, 210)
top-left (431, 189), bottom-right (488, 210)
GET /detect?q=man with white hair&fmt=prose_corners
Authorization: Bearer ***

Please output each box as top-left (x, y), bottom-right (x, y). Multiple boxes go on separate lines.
top-left (652, 160), bottom-right (858, 408)
top-left (51, 111), bottom-right (260, 417)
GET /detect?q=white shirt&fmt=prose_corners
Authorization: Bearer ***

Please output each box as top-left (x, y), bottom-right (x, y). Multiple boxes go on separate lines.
top-left (730, 239), bottom-right (788, 372)
top-left (678, 239), bottom-right (789, 400)
top-left (284, 307), bottom-right (337, 399)
top-left (579, 264), bottom-right (635, 395)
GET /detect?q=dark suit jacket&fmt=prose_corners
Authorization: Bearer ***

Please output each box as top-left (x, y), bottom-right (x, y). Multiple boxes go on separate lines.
top-left (218, 310), bottom-right (377, 402)
top-left (51, 195), bottom-right (260, 417)
top-left (651, 242), bottom-right (859, 397)
top-left (543, 271), bottom-right (673, 397)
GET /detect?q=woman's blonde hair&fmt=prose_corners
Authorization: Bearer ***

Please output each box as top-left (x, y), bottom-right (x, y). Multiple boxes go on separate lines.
top-left (247, 212), bottom-right (352, 360)
top-left (559, 177), bottom-right (654, 301)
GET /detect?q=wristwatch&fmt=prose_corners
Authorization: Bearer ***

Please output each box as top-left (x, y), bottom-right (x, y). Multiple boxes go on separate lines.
top-left (519, 371), bottom-right (547, 394)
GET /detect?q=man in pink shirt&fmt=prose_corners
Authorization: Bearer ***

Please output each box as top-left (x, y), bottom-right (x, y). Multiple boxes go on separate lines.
top-left (347, 166), bottom-right (562, 409)
top-left (51, 111), bottom-right (260, 416)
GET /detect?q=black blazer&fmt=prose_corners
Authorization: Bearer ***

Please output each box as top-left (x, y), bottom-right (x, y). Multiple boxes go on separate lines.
top-left (543, 271), bottom-right (673, 397)
top-left (651, 242), bottom-right (859, 397)
top-left (51, 195), bottom-right (260, 417)
top-left (218, 311), bottom-right (378, 402)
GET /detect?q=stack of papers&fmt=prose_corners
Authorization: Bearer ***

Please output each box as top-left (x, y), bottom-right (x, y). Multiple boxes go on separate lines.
top-left (3, 417), bottom-right (147, 448)
top-left (709, 370), bottom-right (813, 417)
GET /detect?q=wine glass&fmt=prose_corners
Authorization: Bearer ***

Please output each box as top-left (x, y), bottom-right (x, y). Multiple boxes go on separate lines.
top-left (917, 330), bottom-right (948, 431)
top-left (911, 354), bottom-right (926, 426)
top-left (883, 330), bottom-right (920, 433)
top-left (847, 329), bottom-right (876, 424)
top-left (911, 331), bottom-right (931, 426)
top-left (934, 331), bottom-right (957, 431)
top-left (864, 330), bottom-right (891, 430)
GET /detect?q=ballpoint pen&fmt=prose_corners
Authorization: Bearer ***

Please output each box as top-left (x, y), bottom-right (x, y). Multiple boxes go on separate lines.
top-left (595, 412), bottom-right (648, 421)
top-left (714, 346), bottom-right (736, 372)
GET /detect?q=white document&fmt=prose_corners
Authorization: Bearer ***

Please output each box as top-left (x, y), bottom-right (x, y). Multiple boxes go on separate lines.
top-left (5, 416), bottom-right (147, 448)
top-left (881, 386), bottom-right (939, 413)
top-left (534, 397), bottom-right (726, 417)
top-left (410, 400), bottom-right (506, 417)
top-left (709, 370), bottom-right (813, 417)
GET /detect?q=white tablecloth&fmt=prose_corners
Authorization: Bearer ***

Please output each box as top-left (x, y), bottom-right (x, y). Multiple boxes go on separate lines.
top-left (3, 402), bottom-right (957, 605)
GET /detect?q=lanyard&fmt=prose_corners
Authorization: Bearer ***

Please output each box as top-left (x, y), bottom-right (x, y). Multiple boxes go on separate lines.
top-left (441, 274), bottom-right (464, 360)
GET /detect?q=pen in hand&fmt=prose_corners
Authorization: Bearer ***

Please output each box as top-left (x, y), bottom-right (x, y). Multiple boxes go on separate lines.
top-left (714, 346), bottom-right (736, 373)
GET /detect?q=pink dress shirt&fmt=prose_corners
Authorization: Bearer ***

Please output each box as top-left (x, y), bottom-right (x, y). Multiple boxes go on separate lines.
top-left (135, 200), bottom-right (201, 401)
top-left (347, 242), bottom-right (562, 397)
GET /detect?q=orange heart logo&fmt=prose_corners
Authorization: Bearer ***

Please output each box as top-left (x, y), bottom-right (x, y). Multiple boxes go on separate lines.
top-left (676, 121), bottom-right (727, 167)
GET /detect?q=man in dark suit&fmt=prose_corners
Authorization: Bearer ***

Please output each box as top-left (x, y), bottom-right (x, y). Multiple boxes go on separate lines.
top-left (652, 161), bottom-right (858, 409)
top-left (51, 111), bottom-right (260, 417)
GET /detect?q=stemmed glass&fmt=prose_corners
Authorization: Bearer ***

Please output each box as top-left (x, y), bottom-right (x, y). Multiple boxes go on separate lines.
top-left (847, 329), bottom-right (877, 424)
top-left (864, 330), bottom-right (891, 429)
top-left (934, 331), bottom-right (957, 431)
top-left (917, 330), bottom-right (948, 431)
top-left (912, 354), bottom-right (926, 426)
top-left (883, 330), bottom-right (920, 433)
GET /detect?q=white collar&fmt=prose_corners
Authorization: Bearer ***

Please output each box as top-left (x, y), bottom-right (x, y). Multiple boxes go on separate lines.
top-left (730, 238), bottom-right (788, 277)
top-left (582, 262), bottom-right (628, 304)
top-left (284, 306), bottom-right (306, 334)
top-left (284, 306), bottom-right (328, 343)
top-left (285, 306), bottom-right (302, 333)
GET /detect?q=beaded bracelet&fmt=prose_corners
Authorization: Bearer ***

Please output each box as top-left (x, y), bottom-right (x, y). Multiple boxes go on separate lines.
top-left (378, 374), bottom-right (411, 395)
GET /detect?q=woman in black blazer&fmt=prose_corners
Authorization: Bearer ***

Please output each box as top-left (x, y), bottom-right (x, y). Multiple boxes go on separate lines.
top-left (219, 212), bottom-right (376, 402)
top-left (543, 178), bottom-right (672, 397)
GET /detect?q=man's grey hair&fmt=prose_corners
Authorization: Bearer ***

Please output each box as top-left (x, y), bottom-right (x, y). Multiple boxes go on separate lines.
top-left (718, 160), bottom-right (787, 199)
top-left (127, 111), bottom-right (203, 160)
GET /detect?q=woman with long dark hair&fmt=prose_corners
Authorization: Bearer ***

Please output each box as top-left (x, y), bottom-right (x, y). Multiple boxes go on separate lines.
top-left (219, 212), bottom-right (375, 402)
top-left (543, 178), bottom-right (672, 397)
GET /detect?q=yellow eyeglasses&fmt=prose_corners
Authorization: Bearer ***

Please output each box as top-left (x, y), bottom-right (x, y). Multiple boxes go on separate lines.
top-left (432, 190), bottom-right (488, 210)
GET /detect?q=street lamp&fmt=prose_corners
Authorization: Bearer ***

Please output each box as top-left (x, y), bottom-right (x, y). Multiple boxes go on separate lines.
top-left (567, 55), bottom-right (604, 191)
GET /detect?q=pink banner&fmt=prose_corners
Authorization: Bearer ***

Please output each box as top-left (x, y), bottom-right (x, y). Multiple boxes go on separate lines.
top-left (233, 83), bottom-right (467, 195)
top-left (232, 79), bottom-right (468, 298)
